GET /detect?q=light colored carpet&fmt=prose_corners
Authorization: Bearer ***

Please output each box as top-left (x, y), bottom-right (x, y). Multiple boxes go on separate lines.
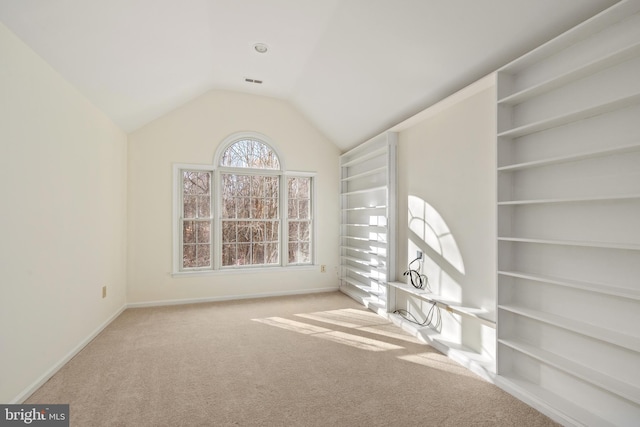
top-left (26, 291), bottom-right (558, 426)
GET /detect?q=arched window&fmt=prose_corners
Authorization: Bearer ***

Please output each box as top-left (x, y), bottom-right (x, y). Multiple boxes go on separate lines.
top-left (174, 133), bottom-right (313, 272)
top-left (220, 138), bottom-right (280, 169)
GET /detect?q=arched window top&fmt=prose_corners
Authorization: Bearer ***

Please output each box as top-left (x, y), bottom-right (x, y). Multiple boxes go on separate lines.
top-left (219, 137), bottom-right (281, 170)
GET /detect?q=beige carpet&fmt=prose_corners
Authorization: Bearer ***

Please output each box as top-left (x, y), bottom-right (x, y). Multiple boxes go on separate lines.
top-left (26, 291), bottom-right (558, 426)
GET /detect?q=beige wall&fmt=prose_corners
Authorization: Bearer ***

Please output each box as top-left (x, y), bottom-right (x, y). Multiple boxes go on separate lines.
top-left (127, 90), bottom-right (341, 304)
top-left (0, 23), bottom-right (128, 403)
top-left (394, 76), bottom-right (496, 354)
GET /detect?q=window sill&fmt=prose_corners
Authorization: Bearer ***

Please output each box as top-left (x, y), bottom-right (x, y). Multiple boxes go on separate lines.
top-left (172, 264), bottom-right (317, 278)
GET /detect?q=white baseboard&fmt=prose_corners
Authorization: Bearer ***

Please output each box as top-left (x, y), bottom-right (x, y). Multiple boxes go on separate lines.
top-left (126, 287), bottom-right (340, 308)
top-left (11, 304), bottom-right (127, 404)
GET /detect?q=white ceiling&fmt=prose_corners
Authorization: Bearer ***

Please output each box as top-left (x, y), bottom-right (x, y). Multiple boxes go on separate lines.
top-left (0, 0), bottom-right (619, 150)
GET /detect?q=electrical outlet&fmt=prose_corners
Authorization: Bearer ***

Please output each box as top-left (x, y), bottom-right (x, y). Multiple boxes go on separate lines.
top-left (320, 265), bottom-right (326, 273)
top-left (416, 251), bottom-right (423, 260)
top-left (102, 286), bottom-right (107, 299)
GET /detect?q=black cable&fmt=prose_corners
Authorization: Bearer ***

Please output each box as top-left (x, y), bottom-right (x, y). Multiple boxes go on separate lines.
top-left (402, 256), bottom-right (430, 291)
top-left (394, 301), bottom-right (441, 330)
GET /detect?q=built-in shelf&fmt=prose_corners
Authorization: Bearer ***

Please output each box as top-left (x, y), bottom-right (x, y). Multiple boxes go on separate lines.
top-left (498, 270), bottom-right (640, 301)
top-left (498, 304), bottom-right (640, 353)
top-left (496, 4), bottom-right (640, 423)
top-left (496, 375), bottom-right (615, 427)
top-left (387, 281), bottom-right (495, 328)
top-left (339, 146), bottom-right (387, 168)
top-left (497, 237), bottom-right (640, 251)
top-left (499, 339), bottom-right (640, 405)
top-left (340, 166), bottom-right (387, 182)
top-left (340, 132), bottom-right (396, 311)
top-left (342, 235), bottom-right (387, 246)
top-left (498, 92), bottom-right (640, 138)
top-left (497, 141), bottom-right (640, 171)
top-left (341, 185), bottom-right (387, 196)
top-left (498, 42), bottom-right (640, 106)
top-left (342, 255), bottom-right (386, 270)
top-left (341, 205), bottom-right (387, 212)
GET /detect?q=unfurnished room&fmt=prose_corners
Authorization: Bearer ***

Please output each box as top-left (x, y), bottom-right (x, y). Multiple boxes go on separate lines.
top-left (1, 1), bottom-right (639, 426)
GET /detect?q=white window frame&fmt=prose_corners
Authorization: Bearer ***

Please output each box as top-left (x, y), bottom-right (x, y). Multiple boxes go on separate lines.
top-left (172, 132), bottom-right (316, 275)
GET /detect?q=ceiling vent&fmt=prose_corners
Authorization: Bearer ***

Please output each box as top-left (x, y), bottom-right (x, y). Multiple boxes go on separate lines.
top-left (245, 78), bottom-right (263, 84)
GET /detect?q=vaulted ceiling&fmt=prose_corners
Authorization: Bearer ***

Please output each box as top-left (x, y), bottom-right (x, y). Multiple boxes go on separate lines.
top-left (0, 0), bottom-right (618, 150)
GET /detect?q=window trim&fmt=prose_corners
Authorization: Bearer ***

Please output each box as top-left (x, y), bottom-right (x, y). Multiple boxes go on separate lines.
top-left (172, 163), bottom-right (215, 274)
top-left (172, 134), bottom-right (316, 275)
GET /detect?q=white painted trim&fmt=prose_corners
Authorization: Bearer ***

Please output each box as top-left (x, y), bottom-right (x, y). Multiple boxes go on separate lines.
top-left (11, 304), bottom-right (127, 404)
top-left (127, 287), bottom-right (339, 308)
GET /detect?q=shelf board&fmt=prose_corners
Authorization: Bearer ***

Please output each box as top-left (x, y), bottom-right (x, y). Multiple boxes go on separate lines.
top-left (498, 42), bottom-right (640, 106)
top-left (341, 185), bottom-right (387, 196)
top-left (341, 277), bottom-right (385, 296)
top-left (499, 339), bottom-right (640, 405)
top-left (342, 205), bottom-right (387, 212)
top-left (498, 193), bottom-right (640, 205)
top-left (341, 235), bottom-right (387, 246)
top-left (340, 146), bottom-right (387, 167)
top-left (497, 236), bottom-right (640, 251)
top-left (341, 166), bottom-right (387, 182)
top-left (497, 141), bottom-right (640, 171)
top-left (344, 223), bottom-right (387, 230)
top-left (342, 264), bottom-right (384, 282)
top-left (497, 92), bottom-right (640, 138)
top-left (388, 281), bottom-right (495, 328)
top-left (498, 270), bottom-right (640, 301)
top-left (498, 304), bottom-right (640, 353)
top-left (340, 246), bottom-right (387, 260)
top-left (342, 255), bottom-right (386, 271)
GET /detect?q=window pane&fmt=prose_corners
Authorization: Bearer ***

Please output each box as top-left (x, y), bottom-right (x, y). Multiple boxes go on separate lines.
top-left (251, 175), bottom-right (264, 197)
top-left (299, 221), bottom-right (310, 242)
top-left (237, 243), bottom-right (251, 265)
top-left (183, 221), bottom-right (195, 244)
top-left (237, 222), bottom-right (250, 243)
top-left (196, 244), bottom-right (210, 267)
top-left (221, 221), bottom-right (234, 244)
top-left (288, 242), bottom-right (311, 264)
top-left (184, 196), bottom-right (196, 218)
top-left (238, 197), bottom-right (251, 219)
top-left (265, 176), bottom-right (279, 197)
top-left (223, 197), bottom-right (236, 219)
top-left (266, 221), bottom-right (279, 241)
top-left (196, 222), bottom-right (210, 243)
top-left (298, 200), bottom-right (309, 219)
top-left (264, 243), bottom-right (278, 264)
top-left (288, 222), bottom-right (298, 242)
top-left (288, 199), bottom-right (297, 219)
top-left (252, 243), bottom-right (265, 264)
top-left (183, 245), bottom-right (196, 268)
top-left (222, 244), bottom-right (235, 266)
top-left (220, 139), bottom-right (281, 169)
top-left (197, 196), bottom-right (210, 218)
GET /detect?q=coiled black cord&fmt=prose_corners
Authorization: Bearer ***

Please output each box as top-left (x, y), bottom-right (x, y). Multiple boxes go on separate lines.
top-left (403, 256), bottom-right (429, 290)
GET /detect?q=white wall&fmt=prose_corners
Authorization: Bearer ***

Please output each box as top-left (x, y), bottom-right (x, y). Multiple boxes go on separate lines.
top-left (394, 76), bottom-right (496, 355)
top-left (127, 90), bottom-right (341, 304)
top-left (0, 23), bottom-right (128, 403)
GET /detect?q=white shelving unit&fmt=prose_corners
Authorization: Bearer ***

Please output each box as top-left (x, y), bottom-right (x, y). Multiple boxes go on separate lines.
top-left (339, 132), bottom-right (397, 314)
top-left (496, 2), bottom-right (640, 425)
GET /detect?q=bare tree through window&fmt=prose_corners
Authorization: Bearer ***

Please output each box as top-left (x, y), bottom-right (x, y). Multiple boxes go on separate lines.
top-left (178, 136), bottom-right (313, 271)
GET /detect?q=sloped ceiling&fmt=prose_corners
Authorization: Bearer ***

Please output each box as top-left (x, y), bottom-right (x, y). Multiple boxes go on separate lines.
top-left (0, 0), bottom-right (619, 150)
